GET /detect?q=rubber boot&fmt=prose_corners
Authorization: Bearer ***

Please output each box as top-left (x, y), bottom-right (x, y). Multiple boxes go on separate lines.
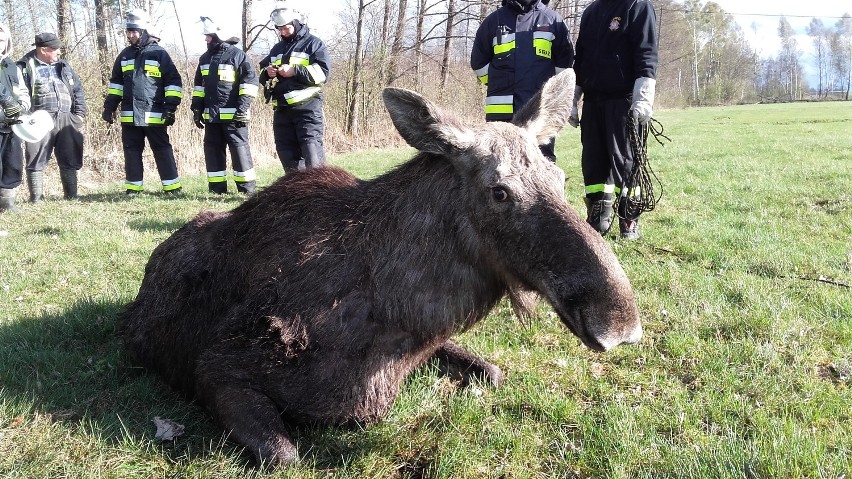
top-left (27, 171), bottom-right (44, 203)
top-left (584, 197), bottom-right (614, 235)
top-left (0, 188), bottom-right (18, 213)
top-left (59, 168), bottom-right (78, 200)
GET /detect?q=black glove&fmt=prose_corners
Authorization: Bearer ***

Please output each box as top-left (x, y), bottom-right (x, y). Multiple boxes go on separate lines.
top-left (101, 108), bottom-right (115, 125)
top-left (192, 110), bottom-right (204, 129)
top-left (162, 110), bottom-right (176, 126)
top-left (1, 99), bottom-right (23, 119)
top-left (233, 112), bottom-right (249, 128)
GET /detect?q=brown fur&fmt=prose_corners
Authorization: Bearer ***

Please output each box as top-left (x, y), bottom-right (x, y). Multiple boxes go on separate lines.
top-left (119, 70), bottom-right (641, 466)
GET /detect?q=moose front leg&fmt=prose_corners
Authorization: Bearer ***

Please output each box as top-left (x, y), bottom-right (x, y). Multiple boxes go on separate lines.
top-left (432, 339), bottom-right (504, 388)
top-left (206, 385), bottom-right (299, 467)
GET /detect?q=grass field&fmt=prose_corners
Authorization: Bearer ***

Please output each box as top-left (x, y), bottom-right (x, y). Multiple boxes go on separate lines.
top-left (0, 101), bottom-right (850, 478)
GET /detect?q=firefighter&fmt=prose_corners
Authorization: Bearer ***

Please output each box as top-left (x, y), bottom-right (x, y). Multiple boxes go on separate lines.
top-left (0, 22), bottom-right (30, 213)
top-left (470, 0), bottom-right (574, 162)
top-left (191, 17), bottom-right (259, 195)
top-left (18, 32), bottom-right (87, 202)
top-left (569, 0), bottom-right (659, 240)
top-left (258, 5), bottom-right (330, 173)
top-left (102, 8), bottom-right (183, 195)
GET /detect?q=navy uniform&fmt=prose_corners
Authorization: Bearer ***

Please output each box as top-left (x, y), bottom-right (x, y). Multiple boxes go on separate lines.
top-left (571, 0), bottom-right (659, 239)
top-left (192, 18), bottom-right (259, 194)
top-left (102, 9), bottom-right (183, 194)
top-left (470, 0), bottom-right (574, 161)
top-left (0, 22), bottom-right (30, 213)
top-left (18, 32), bottom-right (87, 202)
top-left (259, 7), bottom-right (330, 173)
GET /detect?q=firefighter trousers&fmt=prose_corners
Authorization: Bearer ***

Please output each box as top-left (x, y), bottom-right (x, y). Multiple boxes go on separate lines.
top-left (121, 125), bottom-right (181, 192)
top-left (273, 101), bottom-right (326, 173)
top-left (0, 130), bottom-right (23, 190)
top-left (203, 122), bottom-right (256, 194)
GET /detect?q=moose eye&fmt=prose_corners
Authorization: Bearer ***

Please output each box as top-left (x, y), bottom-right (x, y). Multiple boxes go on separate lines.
top-left (491, 186), bottom-right (509, 202)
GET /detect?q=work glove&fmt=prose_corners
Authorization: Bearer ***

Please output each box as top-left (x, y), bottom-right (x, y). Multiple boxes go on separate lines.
top-left (101, 108), bottom-right (115, 125)
top-left (1, 98), bottom-right (24, 119)
top-left (568, 85), bottom-right (582, 128)
top-left (233, 111), bottom-right (250, 128)
top-left (630, 77), bottom-right (655, 125)
top-left (192, 109), bottom-right (204, 129)
top-left (162, 110), bottom-right (176, 126)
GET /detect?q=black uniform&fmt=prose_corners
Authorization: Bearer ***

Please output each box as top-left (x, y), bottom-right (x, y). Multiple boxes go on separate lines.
top-left (192, 39), bottom-right (259, 194)
top-left (259, 22), bottom-right (330, 172)
top-left (470, 0), bottom-right (573, 160)
top-left (104, 31), bottom-right (183, 193)
top-left (0, 54), bottom-right (28, 191)
top-left (573, 0), bottom-right (658, 209)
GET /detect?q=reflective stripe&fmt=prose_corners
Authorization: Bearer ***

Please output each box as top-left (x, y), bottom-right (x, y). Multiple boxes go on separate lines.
top-left (585, 184), bottom-right (616, 195)
top-left (533, 38), bottom-right (552, 59)
top-left (121, 59), bottom-right (135, 72)
top-left (233, 168), bottom-right (257, 182)
top-left (270, 54), bottom-right (284, 66)
top-left (208, 171), bottom-right (227, 183)
top-left (284, 86), bottom-right (321, 104)
top-left (144, 60), bottom-right (162, 78)
top-left (164, 85), bottom-right (183, 98)
top-left (305, 63), bottom-right (326, 84)
top-left (239, 83), bottom-right (259, 97)
top-left (485, 95), bottom-right (513, 114)
top-left (289, 51), bottom-right (310, 66)
top-left (218, 64), bottom-right (236, 82)
top-left (492, 33), bottom-right (516, 55)
top-left (533, 31), bottom-right (556, 42)
top-left (107, 83), bottom-right (124, 96)
top-left (200, 63), bottom-right (210, 76)
top-left (474, 64), bottom-right (489, 85)
top-left (119, 111), bottom-right (134, 123)
top-left (162, 178), bottom-right (182, 191)
top-left (125, 180), bottom-right (144, 191)
top-left (192, 86), bottom-right (205, 98)
top-left (218, 107), bottom-right (237, 120)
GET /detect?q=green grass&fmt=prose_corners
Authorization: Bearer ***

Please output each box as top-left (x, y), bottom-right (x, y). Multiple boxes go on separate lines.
top-left (1, 101), bottom-right (850, 478)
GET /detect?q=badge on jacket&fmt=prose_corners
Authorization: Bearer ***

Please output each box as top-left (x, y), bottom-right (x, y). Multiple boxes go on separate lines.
top-left (609, 17), bottom-right (621, 31)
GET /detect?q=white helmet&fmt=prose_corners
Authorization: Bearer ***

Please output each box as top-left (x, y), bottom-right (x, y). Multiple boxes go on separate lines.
top-left (270, 4), bottom-right (303, 27)
top-left (199, 16), bottom-right (234, 38)
top-left (125, 8), bottom-right (149, 31)
top-left (11, 110), bottom-right (55, 143)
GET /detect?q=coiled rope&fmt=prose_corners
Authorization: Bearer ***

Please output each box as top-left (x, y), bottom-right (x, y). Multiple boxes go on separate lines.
top-left (616, 116), bottom-right (670, 219)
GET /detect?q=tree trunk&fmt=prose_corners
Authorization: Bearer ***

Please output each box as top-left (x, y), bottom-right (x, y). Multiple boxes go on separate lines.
top-left (57, 0), bottom-right (71, 55)
top-left (439, 0), bottom-right (456, 90)
top-left (387, 0), bottom-right (408, 85)
top-left (346, 0), bottom-right (368, 134)
top-left (242, 0), bottom-right (254, 50)
top-left (95, 0), bottom-right (110, 83)
top-left (414, 0), bottom-right (426, 89)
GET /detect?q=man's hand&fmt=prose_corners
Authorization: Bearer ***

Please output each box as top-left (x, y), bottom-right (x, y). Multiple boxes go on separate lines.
top-left (568, 86), bottom-right (582, 128)
top-left (1, 99), bottom-right (23, 119)
top-left (101, 108), bottom-right (115, 125)
top-left (162, 110), bottom-right (176, 126)
top-left (233, 112), bottom-right (249, 128)
top-left (192, 109), bottom-right (204, 129)
top-left (630, 77), bottom-right (655, 125)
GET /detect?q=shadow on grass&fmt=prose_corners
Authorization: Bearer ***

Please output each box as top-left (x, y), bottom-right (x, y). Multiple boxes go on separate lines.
top-left (0, 298), bottom-right (379, 470)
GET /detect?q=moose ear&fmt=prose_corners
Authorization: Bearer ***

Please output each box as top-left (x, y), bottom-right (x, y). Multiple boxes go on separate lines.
top-left (512, 68), bottom-right (576, 146)
top-left (383, 87), bottom-right (475, 158)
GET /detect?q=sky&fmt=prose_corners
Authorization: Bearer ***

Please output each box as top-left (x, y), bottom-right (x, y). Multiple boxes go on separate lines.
top-left (709, 0), bottom-right (849, 58)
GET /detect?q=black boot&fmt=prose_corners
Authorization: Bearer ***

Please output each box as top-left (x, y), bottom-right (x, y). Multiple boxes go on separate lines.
top-left (27, 171), bottom-right (44, 203)
top-left (59, 168), bottom-right (79, 199)
top-left (0, 188), bottom-right (18, 213)
top-left (584, 197), bottom-right (614, 234)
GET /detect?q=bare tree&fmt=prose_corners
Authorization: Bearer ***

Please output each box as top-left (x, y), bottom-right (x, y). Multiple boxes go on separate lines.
top-left (345, 0), bottom-right (376, 134)
top-left (439, 0), bottom-right (455, 89)
top-left (242, 0), bottom-right (253, 49)
top-left (387, 0), bottom-right (408, 85)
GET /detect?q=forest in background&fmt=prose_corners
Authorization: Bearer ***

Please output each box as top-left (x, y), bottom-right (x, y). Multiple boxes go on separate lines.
top-left (0, 0), bottom-right (850, 181)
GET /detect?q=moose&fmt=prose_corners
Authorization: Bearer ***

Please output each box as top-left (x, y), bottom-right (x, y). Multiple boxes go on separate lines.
top-left (119, 69), bottom-right (642, 466)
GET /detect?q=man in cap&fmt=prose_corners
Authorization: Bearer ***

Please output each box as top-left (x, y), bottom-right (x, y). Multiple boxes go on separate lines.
top-left (191, 16), bottom-right (259, 195)
top-left (17, 32), bottom-right (87, 202)
top-left (102, 8), bottom-right (184, 195)
top-left (0, 22), bottom-right (31, 213)
top-left (258, 4), bottom-right (330, 173)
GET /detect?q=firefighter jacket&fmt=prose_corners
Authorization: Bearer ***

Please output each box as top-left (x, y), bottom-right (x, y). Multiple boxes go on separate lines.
top-left (103, 32), bottom-right (183, 126)
top-left (470, 1), bottom-right (574, 121)
top-left (191, 41), bottom-right (259, 123)
top-left (18, 51), bottom-right (87, 117)
top-left (573, 0), bottom-right (658, 97)
top-left (258, 24), bottom-right (329, 108)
